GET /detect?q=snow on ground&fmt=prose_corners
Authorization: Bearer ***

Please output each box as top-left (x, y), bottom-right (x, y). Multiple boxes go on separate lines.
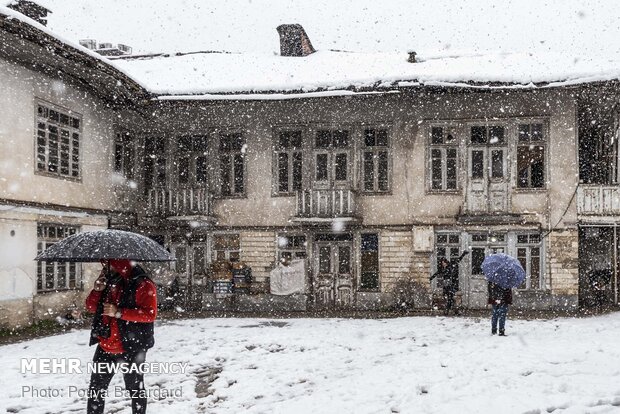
top-left (2, 314), bottom-right (620, 413)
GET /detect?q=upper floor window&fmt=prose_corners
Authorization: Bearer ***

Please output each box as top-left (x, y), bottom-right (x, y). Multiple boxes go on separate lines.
top-left (144, 137), bottom-right (166, 193)
top-left (275, 131), bottom-right (303, 194)
top-left (219, 132), bottom-right (245, 196)
top-left (517, 123), bottom-right (546, 189)
top-left (36, 102), bottom-right (81, 179)
top-left (177, 135), bottom-right (208, 187)
top-left (430, 126), bottom-right (458, 191)
top-left (114, 130), bottom-right (134, 179)
top-left (37, 223), bottom-right (80, 292)
top-left (362, 128), bottom-right (390, 193)
top-left (314, 129), bottom-right (350, 184)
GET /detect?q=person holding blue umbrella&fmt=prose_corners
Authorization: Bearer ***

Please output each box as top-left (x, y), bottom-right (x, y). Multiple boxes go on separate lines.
top-left (482, 253), bottom-right (526, 336)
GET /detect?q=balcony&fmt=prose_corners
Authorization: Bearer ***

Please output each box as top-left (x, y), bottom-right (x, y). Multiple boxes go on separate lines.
top-left (294, 189), bottom-right (359, 223)
top-left (146, 187), bottom-right (215, 221)
top-left (577, 185), bottom-right (620, 215)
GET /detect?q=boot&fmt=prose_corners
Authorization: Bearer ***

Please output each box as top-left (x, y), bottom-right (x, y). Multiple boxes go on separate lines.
top-left (498, 330), bottom-right (506, 336)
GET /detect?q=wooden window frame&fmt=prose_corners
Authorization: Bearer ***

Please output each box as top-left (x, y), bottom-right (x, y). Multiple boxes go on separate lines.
top-left (516, 121), bottom-right (548, 191)
top-left (36, 223), bottom-right (80, 293)
top-left (273, 129), bottom-right (304, 196)
top-left (516, 233), bottom-right (544, 290)
top-left (427, 124), bottom-right (460, 193)
top-left (34, 100), bottom-right (82, 181)
top-left (361, 127), bottom-right (392, 194)
top-left (217, 131), bottom-right (246, 198)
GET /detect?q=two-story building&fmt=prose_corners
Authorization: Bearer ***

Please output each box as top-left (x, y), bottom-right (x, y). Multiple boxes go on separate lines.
top-left (1, 2), bottom-right (620, 326)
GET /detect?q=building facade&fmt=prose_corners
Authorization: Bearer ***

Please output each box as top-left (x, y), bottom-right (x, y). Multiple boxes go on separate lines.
top-left (1, 5), bottom-right (619, 327)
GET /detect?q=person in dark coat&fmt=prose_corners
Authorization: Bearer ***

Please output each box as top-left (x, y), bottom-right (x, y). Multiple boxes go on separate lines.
top-left (85, 259), bottom-right (157, 414)
top-left (488, 281), bottom-right (513, 336)
top-left (430, 251), bottom-right (469, 315)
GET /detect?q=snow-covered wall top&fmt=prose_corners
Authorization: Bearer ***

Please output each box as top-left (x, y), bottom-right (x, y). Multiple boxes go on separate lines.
top-left (3, 0), bottom-right (620, 98)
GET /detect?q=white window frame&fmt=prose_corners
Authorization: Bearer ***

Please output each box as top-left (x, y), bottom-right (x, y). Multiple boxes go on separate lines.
top-left (273, 129), bottom-right (304, 195)
top-left (276, 233), bottom-right (307, 261)
top-left (361, 127), bottom-right (391, 194)
top-left (218, 131), bottom-right (246, 197)
top-left (35, 100), bottom-right (82, 180)
top-left (516, 233), bottom-right (544, 290)
top-left (37, 223), bottom-right (80, 292)
top-left (428, 124), bottom-right (460, 192)
top-left (516, 120), bottom-right (547, 190)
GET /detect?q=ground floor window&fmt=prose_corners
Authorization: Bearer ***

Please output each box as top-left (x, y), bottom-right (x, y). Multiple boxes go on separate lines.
top-left (517, 233), bottom-right (542, 289)
top-left (277, 234), bottom-right (307, 262)
top-left (212, 234), bottom-right (240, 262)
top-left (360, 233), bottom-right (379, 290)
top-left (36, 224), bottom-right (79, 292)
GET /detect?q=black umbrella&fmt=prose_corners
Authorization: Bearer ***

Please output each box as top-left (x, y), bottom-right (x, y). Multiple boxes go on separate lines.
top-left (35, 229), bottom-right (174, 262)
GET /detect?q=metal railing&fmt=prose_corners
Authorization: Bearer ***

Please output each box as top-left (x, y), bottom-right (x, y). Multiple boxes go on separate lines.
top-left (296, 189), bottom-right (356, 217)
top-left (577, 185), bottom-right (620, 215)
top-left (147, 187), bottom-right (213, 217)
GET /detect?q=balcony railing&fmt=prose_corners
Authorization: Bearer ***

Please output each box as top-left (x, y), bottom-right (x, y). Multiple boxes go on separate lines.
top-left (296, 189), bottom-right (357, 218)
top-left (147, 187), bottom-right (213, 217)
top-left (577, 185), bottom-right (620, 215)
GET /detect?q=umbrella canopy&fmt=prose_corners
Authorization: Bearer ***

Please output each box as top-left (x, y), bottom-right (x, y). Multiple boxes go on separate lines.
top-left (481, 253), bottom-right (525, 289)
top-left (35, 229), bottom-right (175, 262)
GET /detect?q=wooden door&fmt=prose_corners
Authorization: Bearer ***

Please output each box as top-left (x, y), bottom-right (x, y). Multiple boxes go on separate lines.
top-left (314, 241), bottom-right (354, 308)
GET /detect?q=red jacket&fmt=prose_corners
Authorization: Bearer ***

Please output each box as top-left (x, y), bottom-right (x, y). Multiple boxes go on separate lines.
top-left (487, 282), bottom-right (513, 305)
top-left (85, 273), bottom-right (157, 354)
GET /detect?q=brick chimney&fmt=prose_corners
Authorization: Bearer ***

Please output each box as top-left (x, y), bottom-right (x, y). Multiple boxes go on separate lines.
top-left (7, 0), bottom-right (51, 26)
top-left (276, 24), bottom-right (316, 57)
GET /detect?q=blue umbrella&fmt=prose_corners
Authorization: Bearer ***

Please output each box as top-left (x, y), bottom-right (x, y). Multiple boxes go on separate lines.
top-left (481, 253), bottom-right (525, 289)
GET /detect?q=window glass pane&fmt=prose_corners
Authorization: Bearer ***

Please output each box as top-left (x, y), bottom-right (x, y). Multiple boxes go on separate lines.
top-left (335, 153), bottom-right (347, 181)
top-left (178, 157), bottom-right (189, 185)
top-left (233, 154), bottom-right (244, 193)
top-left (114, 143), bottom-right (123, 172)
top-left (376, 130), bottom-right (388, 147)
top-left (333, 130), bottom-right (349, 148)
top-left (518, 124), bottom-right (530, 142)
top-left (316, 131), bottom-right (331, 148)
top-left (361, 234), bottom-right (378, 251)
top-left (176, 246), bottom-right (187, 273)
top-left (364, 129), bottom-right (376, 147)
top-left (471, 248), bottom-right (485, 275)
top-left (292, 152), bottom-right (303, 191)
top-left (278, 152), bottom-right (289, 192)
top-left (278, 132), bottom-right (290, 149)
top-left (338, 246), bottom-right (351, 274)
top-left (431, 149), bottom-right (442, 189)
top-left (448, 235), bottom-right (459, 244)
top-left (471, 150), bottom-right (484, 179)
top-left (436, 234), bottom-right (447, 244)
top-left (431, 127), bottom-right (443, 144)
top-left (363, 152), bottom-right (374, 191)
top-left (491, 150), bottom-right (503, 178)
top-left (179, 136), bottom-right (192, 152)
top-left (196, 156), bottom-right (207, 183)
top-left (531, 147), bottom-right (545, 188)
top-left (489, 126), bottom-right (505, 144)
top-left (471, 126), bottom-right (486, 144)
top-left (446, 150), bottom-right (457, 189)
top-left (531, 124), bottom-right (543, 141)
top-left (378, 151), bottom-right (389, 191)
top-left (316, 153), bottom-right (328, 181)
top-left (290, 131), bottom-right (302, 148)
top-left (220, 155), bottom-right (231, 195)
top-left (319, 246), bottom-right (331, 273)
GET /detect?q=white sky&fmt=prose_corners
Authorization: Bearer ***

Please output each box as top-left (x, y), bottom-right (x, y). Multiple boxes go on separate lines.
top-left (35, 0), bottom-right (620, 57)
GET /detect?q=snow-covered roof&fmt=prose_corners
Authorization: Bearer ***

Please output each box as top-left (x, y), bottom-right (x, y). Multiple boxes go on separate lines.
top-left (109, 49), bottom-right (620, 99)
top-left (3, 0), bottom-right (620, 100)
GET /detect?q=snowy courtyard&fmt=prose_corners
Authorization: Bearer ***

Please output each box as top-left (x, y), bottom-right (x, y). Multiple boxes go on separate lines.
top-left (2, 313), bottom-right (620, 414)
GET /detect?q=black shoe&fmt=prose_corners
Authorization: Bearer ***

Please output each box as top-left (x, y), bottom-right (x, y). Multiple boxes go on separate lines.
top-left (491, 329), bottom-right (497, 335)
top-left (499, 331), bottom-right (506, 336)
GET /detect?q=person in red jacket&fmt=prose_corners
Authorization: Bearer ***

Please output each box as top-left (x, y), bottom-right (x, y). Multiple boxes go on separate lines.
top-left (85, 259), bottom-right (157, 414)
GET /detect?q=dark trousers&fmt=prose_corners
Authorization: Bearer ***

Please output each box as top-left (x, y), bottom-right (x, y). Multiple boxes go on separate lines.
top-left (491, 304), bottom-right (509, 333)
top-left (87, 346), bottom-right (147, 414)
top-left (443, 288), bottom-right (457, 313)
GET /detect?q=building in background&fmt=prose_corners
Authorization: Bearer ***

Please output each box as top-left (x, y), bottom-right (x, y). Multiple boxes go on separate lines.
top-left (1, 4), bottom-right (619, 326)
